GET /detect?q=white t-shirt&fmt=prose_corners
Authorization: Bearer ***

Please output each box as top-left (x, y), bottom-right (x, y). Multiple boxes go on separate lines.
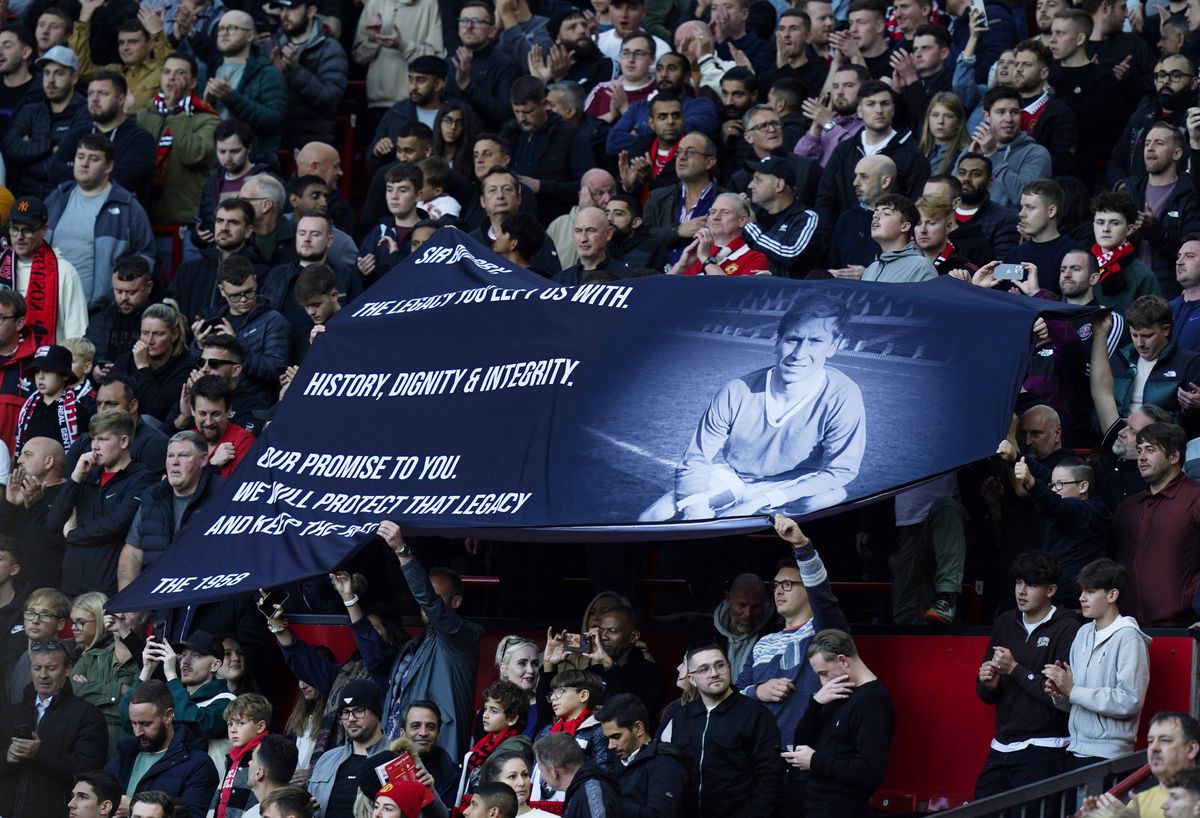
top-left (1130, 355), bottom-right (1156, 412)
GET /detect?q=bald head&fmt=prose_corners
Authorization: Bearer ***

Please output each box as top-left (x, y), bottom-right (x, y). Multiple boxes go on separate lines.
top-left (296, 142), bottom-right (341, 189)
top-left (19, 436), bottom-right (65, 480)
top-left (726, 573), bottom-right (768, 634)
top-left (581, 170), bottom-right (616, 210)
top-left (219, 10), bottom-right (254, 30)
top-left (573, 206), bottom-right (613, 263)
top-left (216, 11), bottom-right (255, 58)
top-left (853, 155), bottom-right (896, 206)
top-left (1020, 405), bottom-right (1063, 460)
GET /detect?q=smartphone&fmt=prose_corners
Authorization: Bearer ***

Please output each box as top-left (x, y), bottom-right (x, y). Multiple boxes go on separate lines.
top-left (970, 0), bottom-right (989, 28)
top-left (151, 618), bottom-right (167, 642)
top-left (257, 589), bottom-right (289, 619)
top-left (993, 263), bottom-right (1025, 281)
top-left (562, 632), bottom-right (592, 653)
top-left (12, 725), bottom-right (32, 740)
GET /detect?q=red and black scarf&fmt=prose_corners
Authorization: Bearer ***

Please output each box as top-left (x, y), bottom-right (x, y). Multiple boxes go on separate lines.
top-left (550, 710), bottom-right (591, 736)
top-left (1093, 241), bottom-right (1135, 296)
top-left (0, 243), bottom-right (59, 344)
top-left (15, 385), bottom-right (78, 452)
top-left (150, 92), bottom-right (218, 187)
top-left (1020, 92), bottom-right (1051, 135)
top-left (215, 731), bottom-right (266, 818)
top-left (466, 727), bottom-right (517, 772)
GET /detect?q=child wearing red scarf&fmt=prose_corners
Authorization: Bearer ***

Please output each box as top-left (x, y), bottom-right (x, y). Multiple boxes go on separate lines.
top-left (211, 693), bottom-right (271, 818)
top-left (458, 680), bottom-right (532, 808)
top-left (532, 669), bottom-right (610, 801)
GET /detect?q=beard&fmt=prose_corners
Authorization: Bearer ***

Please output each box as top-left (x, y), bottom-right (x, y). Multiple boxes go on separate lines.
top-left (298, 248), bottom-right (327, 263)
top-left (960, 185), bottom-right (987, 206)
top-left (562, 37), bottom-right (599, 63)
top-left (1158, 85), bottom-right (1196, 111)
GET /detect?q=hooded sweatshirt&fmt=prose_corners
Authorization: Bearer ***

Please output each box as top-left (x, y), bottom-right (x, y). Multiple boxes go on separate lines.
top-left (1056, 614), bottom-right (1151, 759)
top-left (990, 132), bottom-right (1053, 209)
top-left (711, 598), bottom-right (776, 679)
top-left (862, 242), bottom-right (937, 283)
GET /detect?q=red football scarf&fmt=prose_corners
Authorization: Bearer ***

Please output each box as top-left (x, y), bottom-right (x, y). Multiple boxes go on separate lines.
top-left (1093, 241), bottom-right (1135, 279)
top-left (0, 244), bottom-right (59, 343)
top-left (467, 727), bottom-right (517, 772)
top-left (216, 731), bottom-right (266, 818)
top-left (550, 710), bottom-right (592, 736)
top-left (150, 92), bottom-right (218, 187)
top-left (14, 386), bottom-right (78, 452)
top-left (1020, 92), bottom-right (1051, 135)
top-left (935, 240), bottom-right (957, 267)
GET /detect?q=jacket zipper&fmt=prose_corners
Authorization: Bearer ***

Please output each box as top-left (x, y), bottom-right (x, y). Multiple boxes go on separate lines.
top-left (698, 709), bottom-right (711, 814)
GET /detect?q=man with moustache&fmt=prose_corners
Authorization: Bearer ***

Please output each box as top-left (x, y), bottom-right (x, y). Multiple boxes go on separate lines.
top-left (527, 9), bottom-right (612, 99)
top-left (182, 374), bottom-right (253, 477)
top-left (370, 56), bottom-right (447, 169)
top-left (794, 63), bottom-right (868, 168)
top-left (605, 194), bottom-right (667, 270)
top-left (1008, 38), bottom-right (1078, 176)
top-left (950, 153), bottom-right (1020, 267)
top-left (616, 93), bottom-right (684, 198)
top-left (268, 0), bottom-right (348, 149)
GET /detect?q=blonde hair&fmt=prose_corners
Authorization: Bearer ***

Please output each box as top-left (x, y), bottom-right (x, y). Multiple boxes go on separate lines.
top-left (27, 588), bottom-right (71, 619)
top-left (141, 303), bottom-right (189, 357)
top-left (62, 337), bottom-right (95, 363)
top-left (226, 692), bottom-right (273, 724)
top-left (494, 634), bottom-right (539, 668)
top-left (915, 193), bottom-right (953, 222)
top-left (72, 591), bottom-right (108, 649)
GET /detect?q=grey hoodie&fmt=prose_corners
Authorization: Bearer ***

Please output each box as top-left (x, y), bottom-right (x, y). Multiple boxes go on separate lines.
top-left (862, 242), bottom-right (938, 283)
top-left (1056, 614), bottom-right (1151, 759)
top-left (990, 132), bottom-right (1053, 209)
top-left (712, 598), bottom-right (776, 677)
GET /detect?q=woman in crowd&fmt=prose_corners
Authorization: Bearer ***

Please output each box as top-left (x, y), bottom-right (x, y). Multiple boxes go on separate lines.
top-left (432, 102), bottom-right (477, 180)
top-left (219, 635), bottom-right (259, 694)
top-left (656, 653), bottom-right (699, 742)
top-left (480, 751), bottom-right (556, 817)
top-left (478, 635), bottom-right (547, 739)
top-left (110, 303), bottom-right (193, 421)
top-left (284, 646), bottom-right (336, 786)
top-left (68, 593), bottom-right (138, 757)
top-left (919, 92), bottom-right (969, 176)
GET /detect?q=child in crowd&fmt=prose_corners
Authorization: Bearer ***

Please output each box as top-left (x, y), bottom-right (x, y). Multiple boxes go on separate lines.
top-left (460, 679), bottom-right (532, 803)
top-left (294, 264), bottom-right (343, 330)
top-left (62, 337), bottom-right (97, 405)
top-left (211, 692), bottom-right (272, 818)
top-left (415, 156), bottom-right (461, 220)
top-left (14, 344), bottom-right (85, 454)
top-left (1044, 558), bottom-right (1150, 766)
top-left (534, 669), bottom-right (608, 799)
top-left (358, 163), bottom-right (424, 284)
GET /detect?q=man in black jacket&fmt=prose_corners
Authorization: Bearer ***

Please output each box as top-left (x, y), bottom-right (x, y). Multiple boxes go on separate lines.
top-left (669, 644), bottom-right (782, 818)
top-left (813, 80), bottom-right (929, 228)
top-left (974, 551), bottom-right (1080, 802)
top-left (600, 694), bottom-right (687, 818)
top-left (500, 76), bottom-right (591, 223)
top-left (949, 153), bottom-right (1020, 268)
top-left (0, 437), bottom-right (68, 592)
top-left (171, 199), bottom-right (269, 324)
top-left (447, 0), bottom-right (522, 131)
top-left (584, 608), bottom-right (662, 725)
top-left (0, 642), bottom-right (108, 818)
top-left (66, 374), bottom-right (168, 476)
top-left (743, 154), bottom-right (824, 277)
top-left (535, 732), bottom-right (625, 818)
top-left (1011, 38), bottom-right (1078, 177)
top-left (46, 408), bottom-right (155, 596)
top-left (1107, 53), bottom-right (1196, 189)
top-left (85, 256), bottom-right (161, 380)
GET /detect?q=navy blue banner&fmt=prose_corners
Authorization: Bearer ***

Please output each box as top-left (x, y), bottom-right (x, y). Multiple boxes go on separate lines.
top-left (110, 229), bottom-right (1088, 610)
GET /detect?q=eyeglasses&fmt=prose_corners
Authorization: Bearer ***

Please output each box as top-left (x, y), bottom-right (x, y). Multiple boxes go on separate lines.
top-left (620, 49), bottom-right (653, 59)
top-left (746, 121), bottom-right (782, 133)
top-left (442, 117), bottom-right (465, 128)
top-left (8, 225), bottom-right (40, 237)
top-left (677, 148), bottom-right (714, 159)
top-left (23, 610), bottom-right (59, 623)
top-left (70, 618), bottom-right (95, 629)
top-left (340, 706), bottom-right (368, 720)
top-left (1050, 480), bottom-right (1084, 491)
top-left (689, 661), bottom-right (729, 677)
top-left (30, 640), bottom-right (63, 651)
top-left (770, 580), bottom-right (798, 592)
top-left (457, 16), bottom-right (493, 26)
top-left (221, 288), bottom-right (256, 302)
top-left (549, 687), bottom-right (578, 699)
top-left (217, 24), bottom-right (252, 33)
top-left (197, 357), bottom-right (237, 369)
top-left (1154, 70), bottom-right (1189, 82)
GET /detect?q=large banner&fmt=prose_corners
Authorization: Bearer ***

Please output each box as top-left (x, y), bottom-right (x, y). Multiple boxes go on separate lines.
top-left (111, 230), bottom-right (1086, 610)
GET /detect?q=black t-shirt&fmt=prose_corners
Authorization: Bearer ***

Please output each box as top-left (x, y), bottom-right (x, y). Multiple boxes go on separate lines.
top-left (0, 78), bottom-right (35, 136)
top-left (327, 753), bottom-right (370, 818)
top-left (863, 45), bottom-right (897, 80)
top-left (22, 396), bottom-right (65, 444)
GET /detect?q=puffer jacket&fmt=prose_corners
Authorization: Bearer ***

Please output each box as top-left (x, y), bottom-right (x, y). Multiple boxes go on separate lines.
top-left (271, 21), bottom-right (348, 147)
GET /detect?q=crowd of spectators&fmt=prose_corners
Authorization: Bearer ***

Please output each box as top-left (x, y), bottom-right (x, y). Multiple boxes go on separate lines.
top-left (0, 0), bottom-right (1199, 813)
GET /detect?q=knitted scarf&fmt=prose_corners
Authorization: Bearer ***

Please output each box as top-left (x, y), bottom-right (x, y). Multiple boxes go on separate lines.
top-left (466, 727), bottom-right (517, 772)
top-left (150, 92), bottom-right (218, 187)
top-left (15, 387), bottom-right (78, 452)
top-left (1093, 241), bottom-right (1135, 295)
top-left (0, 244), bottom-right (59, 344)
top-left (645, 138), bottom-right (679, 205)
top-left (550, 710), bottom-right (591, 736)
top-left (934, 239), bottom-right (958, 271)
top-left (215, 731), bottom-right (267, 818)
top-left (1020, 92), bottom-right (1051, 135)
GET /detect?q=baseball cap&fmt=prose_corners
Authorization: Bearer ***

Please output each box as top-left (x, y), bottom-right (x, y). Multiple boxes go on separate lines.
top-left (746, 154), bottom-right (797, 185)
top-left (177, 629), bottom-right (223, 658)
top-left (27, 345), bottom-right (78, 383)
top-left (35, 45), bottom-right (79, 72)
top-left (9, 196), bottom-right (48, 227)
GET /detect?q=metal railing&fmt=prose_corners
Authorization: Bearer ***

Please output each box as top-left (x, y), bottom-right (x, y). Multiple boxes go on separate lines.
top-left (934, 752), bottom-right (1148, 817)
